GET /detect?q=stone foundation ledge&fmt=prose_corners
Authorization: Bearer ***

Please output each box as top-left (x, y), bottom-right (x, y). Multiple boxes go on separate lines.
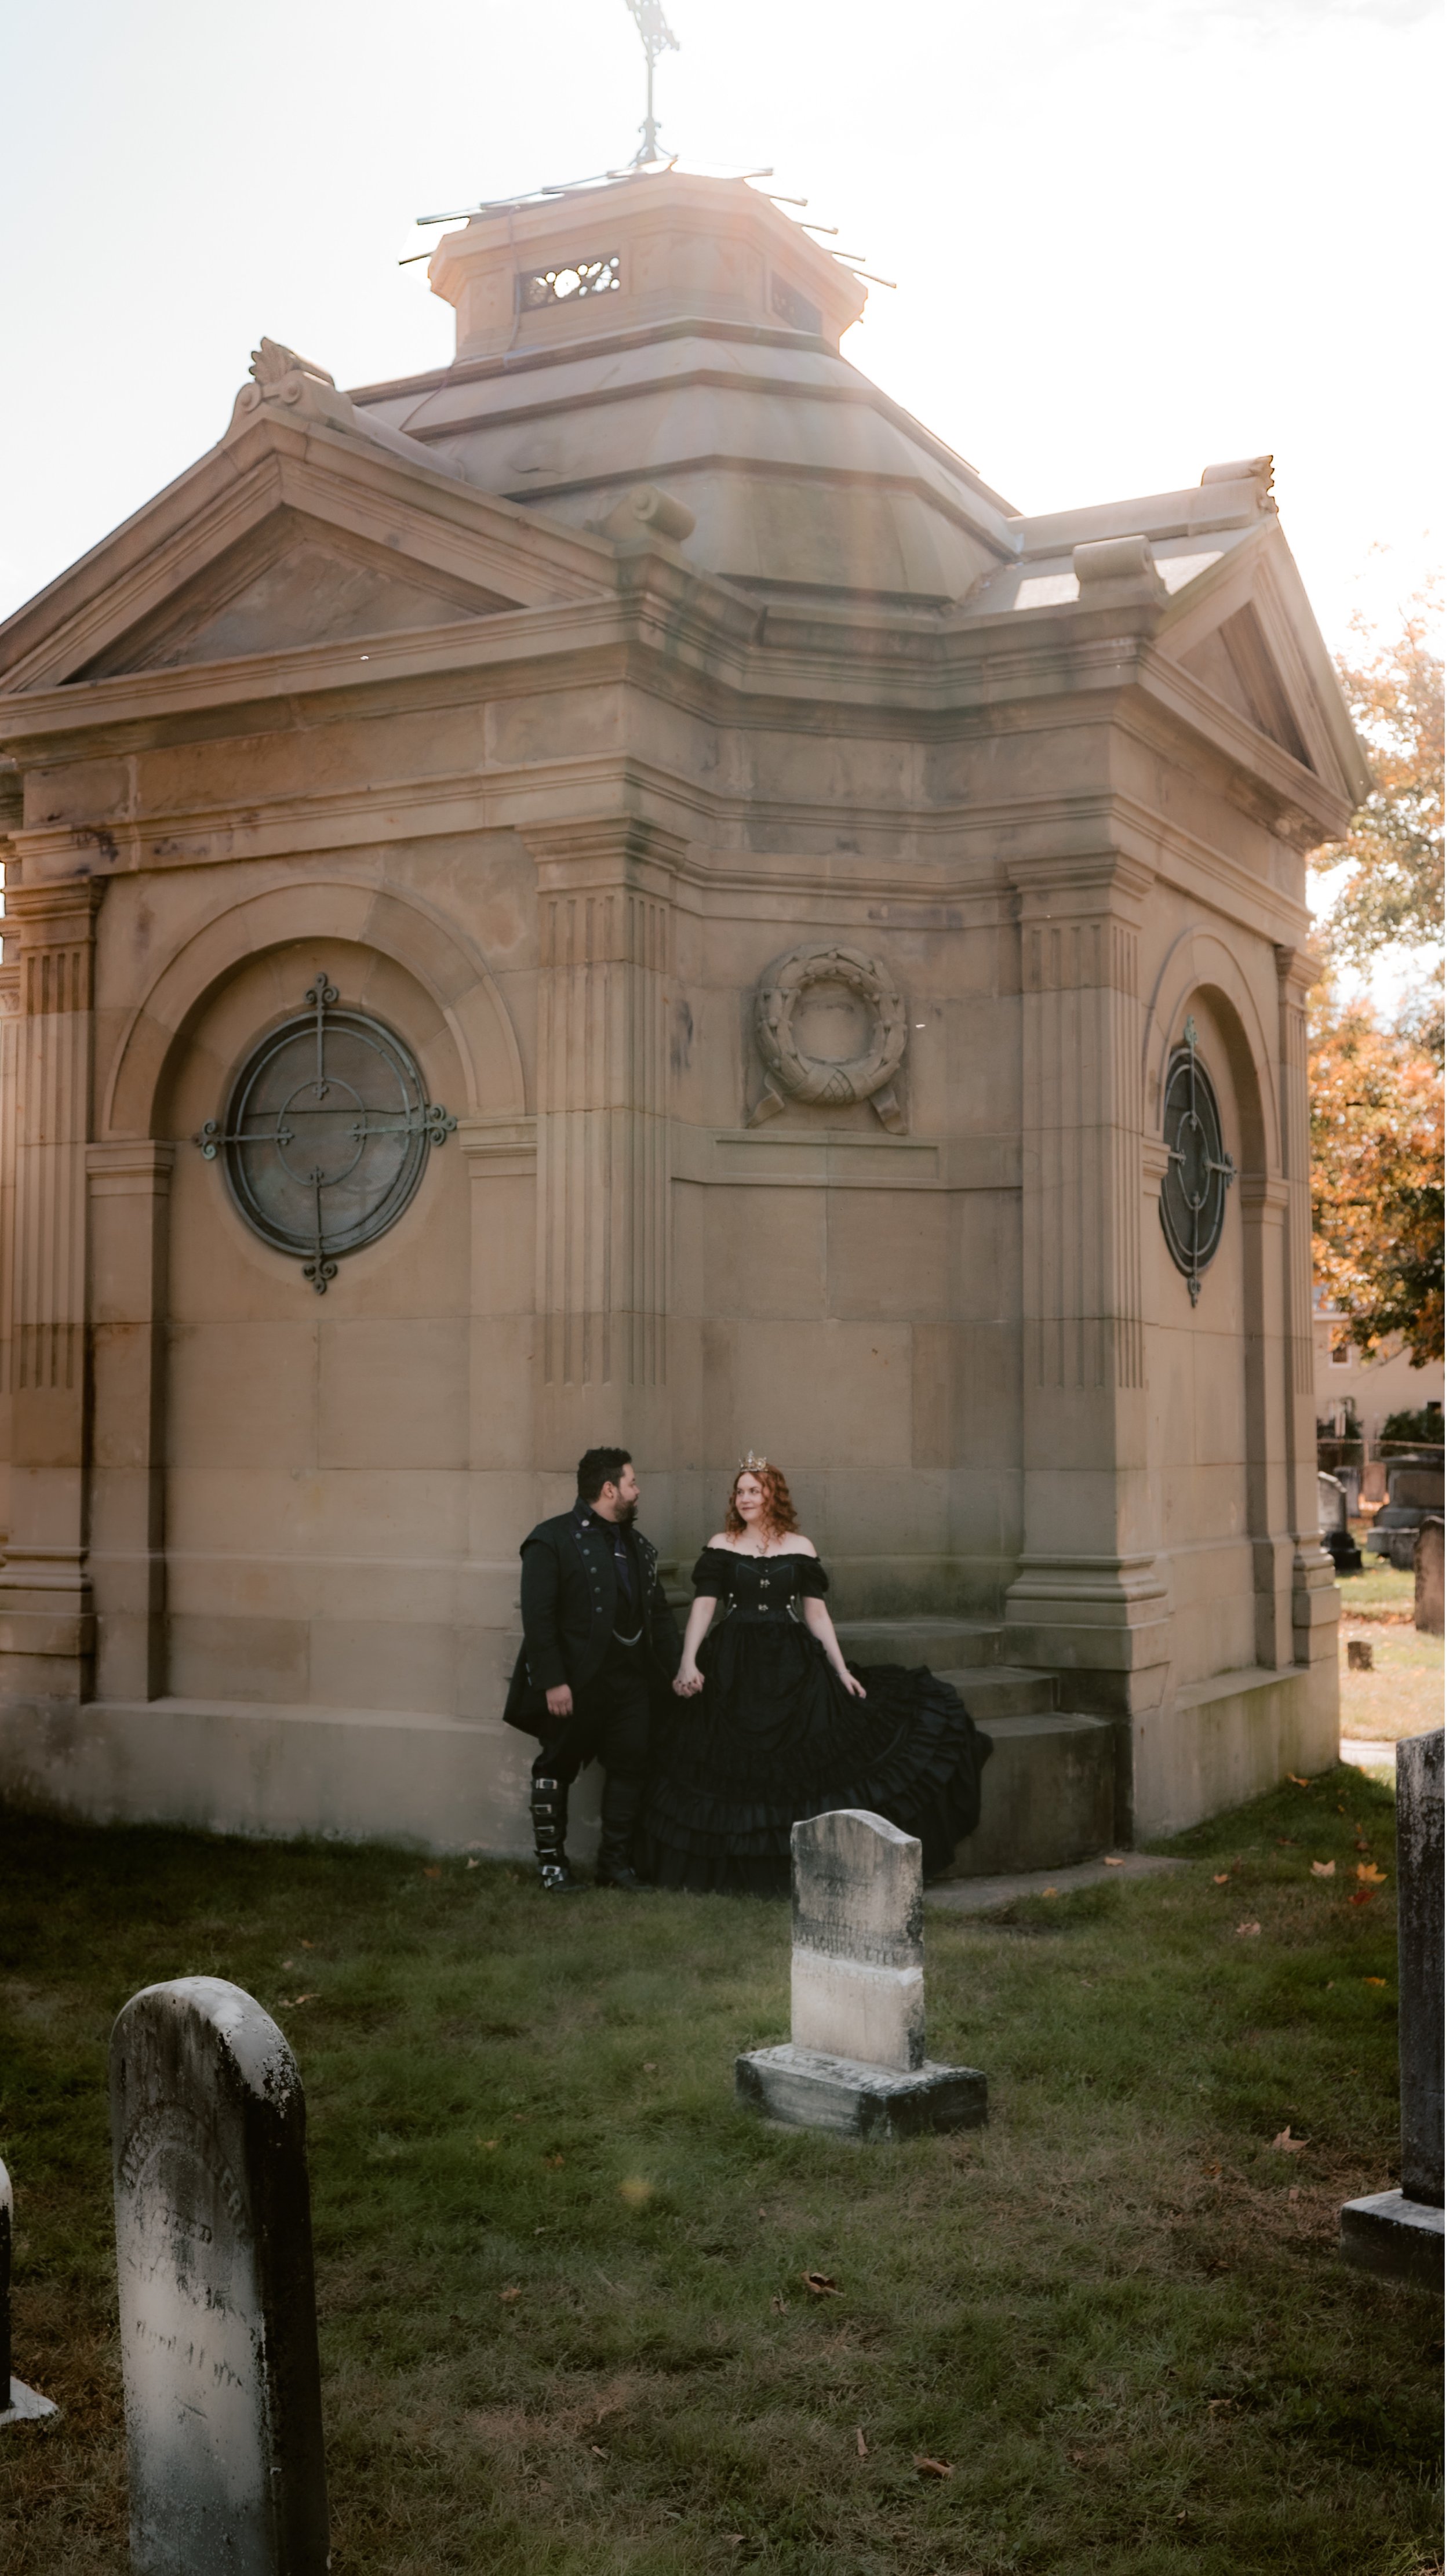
top-left (736, 2042), bottom-right (987, 2140)
top-left (0, 1695), bottom-right (558, 1857)
top-left (1339, 2189), bottom-right (1444, 2292)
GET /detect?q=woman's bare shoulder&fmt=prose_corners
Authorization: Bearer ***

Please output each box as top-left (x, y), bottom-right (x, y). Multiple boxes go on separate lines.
top-left (705, 1532), bottom-right (737, 1552)
top-left (782, 1534), bottom-right (818, 1557)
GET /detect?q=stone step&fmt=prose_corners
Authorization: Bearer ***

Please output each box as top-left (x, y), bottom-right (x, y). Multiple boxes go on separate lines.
top-left (936, 1664), bottom-right (1058, 1719)
top-left (937, 1712), bottom-right (1117, 1879)
top-left (835, 1618), bottom-right (1005, 1671)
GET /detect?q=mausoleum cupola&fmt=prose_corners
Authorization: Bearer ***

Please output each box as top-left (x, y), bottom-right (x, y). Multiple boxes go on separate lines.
top-left (427, 170), bottom-right (867, 361)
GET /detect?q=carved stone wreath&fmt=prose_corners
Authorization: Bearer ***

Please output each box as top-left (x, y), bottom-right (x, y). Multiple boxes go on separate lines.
top-left (748, 942), bottom-right (908, 1133)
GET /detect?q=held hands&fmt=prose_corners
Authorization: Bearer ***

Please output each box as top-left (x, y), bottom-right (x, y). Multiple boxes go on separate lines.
top-left (672, 1663), bottom-right (705, 1698)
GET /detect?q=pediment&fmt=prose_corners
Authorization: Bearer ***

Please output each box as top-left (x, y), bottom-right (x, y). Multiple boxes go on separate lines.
top-left (1176, 603), bottom-right (1310, 764)
top-left (70, 510), bottom-right (512, 681)
top-left (1157, 529), bottom-right (1370, 814)
top-left (0, 410), bottom-right (620, 697)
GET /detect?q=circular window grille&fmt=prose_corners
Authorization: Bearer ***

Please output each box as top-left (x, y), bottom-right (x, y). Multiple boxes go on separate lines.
top-left (1160, 1016), bottom-right (1236, 1305)
top-left (197, 980), bottom-right (457, 1293)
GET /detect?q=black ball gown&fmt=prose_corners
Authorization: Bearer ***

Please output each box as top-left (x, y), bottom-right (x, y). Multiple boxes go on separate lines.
top-left (639, 1547), bottom-right (993, 1895)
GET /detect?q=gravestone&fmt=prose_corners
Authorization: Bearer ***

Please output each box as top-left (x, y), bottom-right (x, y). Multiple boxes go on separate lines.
top-left (110, 1978), bottom-right (329, 2573)
top-left (736, 1810), bottom-right (987, 2140)
top-left (0, 2156), bottom-right (58, 2426)
top-left (1340, 1729), bottom-right (1444, 2290)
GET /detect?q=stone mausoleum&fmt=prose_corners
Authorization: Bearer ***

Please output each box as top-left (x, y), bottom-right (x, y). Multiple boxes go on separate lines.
top-left (0, 170), bottom-right (1365, 1866)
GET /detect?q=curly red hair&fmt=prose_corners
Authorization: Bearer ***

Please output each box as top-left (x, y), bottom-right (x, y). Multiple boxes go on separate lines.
top-left (725, 1461), bottom-right (799, 1538)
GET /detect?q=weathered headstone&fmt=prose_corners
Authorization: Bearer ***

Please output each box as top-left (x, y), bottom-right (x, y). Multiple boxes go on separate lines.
top-left (1341, 1729), bottom-right (1444, 2291)
top-left (110, 1978), bottom-right (329, 2573)
top-left (736, 1810), bottom-right (987, 2139)
top-left (0, 2155), bottom-right (57, 2426)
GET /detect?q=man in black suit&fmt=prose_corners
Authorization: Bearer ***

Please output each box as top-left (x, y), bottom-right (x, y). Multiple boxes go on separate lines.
top-left (504, 1447), bottom-right (682, 1891)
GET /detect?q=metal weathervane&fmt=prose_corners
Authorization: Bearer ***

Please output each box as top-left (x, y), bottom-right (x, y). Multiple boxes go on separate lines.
top-left (624, 0), bottom-right (679, 166)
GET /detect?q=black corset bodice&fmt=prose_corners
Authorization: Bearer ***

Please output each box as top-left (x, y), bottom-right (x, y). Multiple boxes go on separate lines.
top-left (691, 1546), bottom-right (829, 1625)
top-left (640, 1541), bottom-right (993, 1897)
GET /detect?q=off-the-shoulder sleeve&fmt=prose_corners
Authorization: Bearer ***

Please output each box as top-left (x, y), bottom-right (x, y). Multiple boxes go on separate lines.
top-left (691, 1548), bottom-right (730, 1595)
top-left (795, 1557), bottom-right (829, 1597)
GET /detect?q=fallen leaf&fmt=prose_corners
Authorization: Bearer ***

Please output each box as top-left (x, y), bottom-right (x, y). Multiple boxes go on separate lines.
top-left (1270, 2129), bottom-right (1308, 2153)
top-left (1102, 1855), bottom-right (1126, 1868)
top-left (1350, 1890), bottom-right (1375, 1907)
top-left (1288, 2186), bottom-right (1301, 2203)
top-left (758, 2206), bottom-right (768, 2218)
top-left (477, 2137), bottom-right (498, 2151)
top-left (914, 2455), bottom-right (954, 2479)
top-left (770, 2294), bottom-right (788, 2314)
top-left (300, 1939), bottom-right (314, 1949)
top-left (1040, 1886), bottom-right (1059, 1899)
top-left (1275, 1838), bottom-right (1298, 1848)
top-left (545, 2153), bottom-right (565, 2169)
top-left (642, 2061), bottom-right (657, 2072)
top-left (1213, 1873), bottom-right (1230, 1886)
top-left (618, 2177), bottom-right (653, 2207)
top-left (727, 2540), bottom-right (746, 2550)
top-left (1310, 1860), bottom-right (1336, 1879)
top-left (591, 2444), bottom-right (606, 2458)
top-left (1235, 1922), bottom-right (1261, 1937)
top-left (1206, 2397), bottom-right (1233, 2411)
top-left (802, 2271), bottom-right (839, 2297)
top-left (1356, 1861), bottom-right (1386, 1884)
top-left (1287, 1773), bottom-right (1309, 1787)
top-left (498, 2286), bottom-right (522, 2304)
top-left (466, 1857), bottom-right (480, 1870)
top-left (1364, 1975), bottom-right (1387, 1987)
top-left (1202, 2162), bottom-right (1222, 2178)
top-left (855, 2425), bottom-right (868, 2457)
top-left (1070, 2448), bottom-right (1088, 2465)
top-left (423, 1865), bottom-right (441, 1881)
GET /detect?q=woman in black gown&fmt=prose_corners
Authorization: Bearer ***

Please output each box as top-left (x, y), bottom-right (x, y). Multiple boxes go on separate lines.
top-left (639, 1458), bottom-right (992, 1895)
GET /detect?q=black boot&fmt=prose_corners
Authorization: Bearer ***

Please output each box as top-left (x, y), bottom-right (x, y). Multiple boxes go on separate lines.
top-left (596, 1775), bottom-right (649, 1890)
top-left (530, 1773), bottom-right (584, 1891)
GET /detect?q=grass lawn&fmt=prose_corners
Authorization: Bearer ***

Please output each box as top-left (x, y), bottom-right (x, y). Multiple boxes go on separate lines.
top-left (1337, 1558), bottom-right (1419, 1621)
top-left (0, 1770), bottom-right (1441, 2576)
top-left (1336, 1625), bottom-right (1445, 1747)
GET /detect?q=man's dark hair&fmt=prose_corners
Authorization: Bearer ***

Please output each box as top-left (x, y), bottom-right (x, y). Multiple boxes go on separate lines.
top-left (577, 1447), bottom-right (632, 1504)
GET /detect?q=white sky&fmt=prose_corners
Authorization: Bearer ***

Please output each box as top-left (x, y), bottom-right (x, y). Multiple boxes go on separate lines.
top-left (1, 0), bottom-right (1441, 658)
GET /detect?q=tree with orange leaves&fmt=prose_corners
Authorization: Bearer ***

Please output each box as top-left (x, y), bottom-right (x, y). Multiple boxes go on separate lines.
top-left (1308, 583), bottom-right (1443, 1366)
top-left (1310, 994), bottom-right (1443, 1365)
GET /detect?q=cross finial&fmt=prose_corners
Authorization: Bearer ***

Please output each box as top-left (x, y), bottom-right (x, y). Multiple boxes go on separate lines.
top-left (624, 0), bottom-right (679, 166)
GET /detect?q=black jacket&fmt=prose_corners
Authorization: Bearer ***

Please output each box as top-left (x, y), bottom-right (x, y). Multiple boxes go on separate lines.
top-left (502, 1506), bottom-right (682, 1733)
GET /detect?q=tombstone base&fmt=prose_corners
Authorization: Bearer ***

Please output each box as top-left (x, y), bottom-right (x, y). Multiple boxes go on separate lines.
top-left (1, 2378), bottom-right (59, 2426)
top-left (1339, 2190), bottom-right (1444, 2291)
top-left (736, 2043), bottom-right (986, 2140)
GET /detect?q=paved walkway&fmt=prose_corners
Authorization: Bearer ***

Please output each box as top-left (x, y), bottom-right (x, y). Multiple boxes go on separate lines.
top-left (926, 1851), bottom-right (1189, 1913)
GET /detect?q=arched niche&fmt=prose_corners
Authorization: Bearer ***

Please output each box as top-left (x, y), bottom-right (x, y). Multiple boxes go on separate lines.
top-left (1142, 927), bottom-right (1280, 1181)
top-left (100, 876), bottom-right (526, 1143)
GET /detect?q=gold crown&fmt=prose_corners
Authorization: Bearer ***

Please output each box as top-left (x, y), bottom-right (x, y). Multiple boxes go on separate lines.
top-left (736, 1449), bottom-right (770, 1475)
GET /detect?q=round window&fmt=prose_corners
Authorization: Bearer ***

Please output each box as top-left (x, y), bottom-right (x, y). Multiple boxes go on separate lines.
top-left (1160, 1017), bottom-right (1236, 1305)
top-left (197, 979), bottom-right (456, 1292)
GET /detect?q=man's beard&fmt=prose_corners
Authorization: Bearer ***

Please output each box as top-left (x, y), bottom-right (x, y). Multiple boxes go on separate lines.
top-left (614, 1498), bottom-right (639, 1529)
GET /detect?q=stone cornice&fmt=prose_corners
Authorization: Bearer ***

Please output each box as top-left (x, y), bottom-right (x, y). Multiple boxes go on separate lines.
top-left (3, 764), bottom-right (1316, 960)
